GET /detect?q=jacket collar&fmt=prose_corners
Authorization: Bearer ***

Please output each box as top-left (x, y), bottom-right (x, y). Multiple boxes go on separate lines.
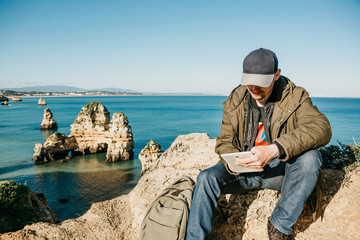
top-left (223, 75), bottom-right (291, 112)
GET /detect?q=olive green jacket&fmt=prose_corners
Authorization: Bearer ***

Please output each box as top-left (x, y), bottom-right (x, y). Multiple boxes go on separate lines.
top-left (215, 76), bottom-right (332, 164)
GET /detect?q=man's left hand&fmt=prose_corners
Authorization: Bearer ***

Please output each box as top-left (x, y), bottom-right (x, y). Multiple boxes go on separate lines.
top-left (236, 144), bottom-right (279, 169)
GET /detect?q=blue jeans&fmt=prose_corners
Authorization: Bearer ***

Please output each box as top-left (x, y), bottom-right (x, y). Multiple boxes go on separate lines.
top-left (186, 149), bottom-right (322, 239)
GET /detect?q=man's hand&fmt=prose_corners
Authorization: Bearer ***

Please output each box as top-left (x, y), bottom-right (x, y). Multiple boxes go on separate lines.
top-left (236, 144), bottom-right (279, 169)
top-left (227, 164), bottom-right (237, 173)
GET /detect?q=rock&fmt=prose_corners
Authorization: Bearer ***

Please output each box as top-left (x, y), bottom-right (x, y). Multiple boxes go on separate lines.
top-left (8, 133), bottom-right (219, 239)
top-left (40, 108), bottom-right (58, 130)
top-left (139, 140), bottom-right (162, 175)
top-left (71, 102), bottom-right (110, 133)
top-left (33, 143), bottom-right (45, 162)
top-left (106, 141), bottom-right (134, 162)
top-left (33, 133), bottom-right (78, 162)
top-left (1, 100), bottom-right (8, 105)
top-left (33, 102), bottom-right (134, 163)
top-left (15, 133), bottom-right (359, 239)
top-left (70, 102), bottom-right (111, 154)
top-left (38, 98), bottom-right (47, 105)
top-left (59, 198), bottom-right (69, 203)
top-left (105, 112), bottom-right (135, 162)
top-left (0, 95), bottom-right (9, 102)
top-left (70, 102), bottom-right (134, 161)
top-left (11, 97), bottom-right (22, 102)
top-left (0, 181), bottom-right (57, 234)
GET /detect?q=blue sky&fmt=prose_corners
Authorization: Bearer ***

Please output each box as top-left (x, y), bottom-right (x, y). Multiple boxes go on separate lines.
top-left (0, 0), bottom-right (359, 96)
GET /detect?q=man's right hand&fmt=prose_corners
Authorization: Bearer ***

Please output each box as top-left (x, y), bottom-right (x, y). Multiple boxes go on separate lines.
top-left (235, 144), bottom-right (279, 168)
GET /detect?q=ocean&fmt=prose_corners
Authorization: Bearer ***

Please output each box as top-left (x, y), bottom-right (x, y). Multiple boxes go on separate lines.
top-left (0, 96), bottom-right (359, 220)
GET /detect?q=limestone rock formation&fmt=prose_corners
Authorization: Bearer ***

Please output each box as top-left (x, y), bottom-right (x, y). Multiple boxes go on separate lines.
top-left (1, 100), bottom-right (8, 105)
top-left (12, 97), bottom-right (22, 102)
top-left (33, 132), bottom-right (78, 162)
top-left (38, 98), bottom-right (47, 105)
top-left (0, 181), bottom-right (57, 233)
top-left (12, 133), bottom-right (359, 240)
top-left (105, 112), bottom-right (134, 162)
top-left (33, 102), bottom-right (134, 163)
top-left (70, 102), bottom-right (110, 154)
top-left (71, 102), bottom-right (110, 134)
top-left (0, 95), bottom-right (9, 102)
top-left (139, 140), bottom-right (162, 175)
top-left (40, 108), bottom-right (58, 130)
top-left (70, 102), bottom-right (134, 161)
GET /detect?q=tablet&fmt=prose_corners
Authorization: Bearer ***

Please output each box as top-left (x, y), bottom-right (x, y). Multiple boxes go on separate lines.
top-left (221, 151), bottom-right (263, 173)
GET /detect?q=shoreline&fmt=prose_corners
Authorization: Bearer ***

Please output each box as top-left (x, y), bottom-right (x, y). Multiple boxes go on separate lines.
top-left (4, 94), bottom-right (360, 99)
top-left (4, 93), bottom-right (229, 98)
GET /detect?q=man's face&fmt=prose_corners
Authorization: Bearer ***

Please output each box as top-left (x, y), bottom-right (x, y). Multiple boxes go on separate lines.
top-left (246, 69), bottom-right (281, 105)
top-left (246, 80), bottom-right (276, 102)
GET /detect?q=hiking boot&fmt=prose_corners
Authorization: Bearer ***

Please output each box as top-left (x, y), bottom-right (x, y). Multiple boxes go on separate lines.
top-left (267, 218), bottom-right (288, 240)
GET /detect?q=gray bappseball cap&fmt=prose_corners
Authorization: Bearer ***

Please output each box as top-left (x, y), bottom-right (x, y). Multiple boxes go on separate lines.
top-left (240, 48), bottom-right (278, 88)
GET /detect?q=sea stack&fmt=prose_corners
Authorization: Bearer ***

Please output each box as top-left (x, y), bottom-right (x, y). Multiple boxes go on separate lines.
top-left (105, 112), bottom-right (135, 162)
top-left (33, 133), bottom-right (78, 162)
top-left (40, 108), bottom-right (58, 129)
top-left (33, 102), bottom-right (135, 163)
top-left (70, 102), bottom-right (111, 154)
top-left (139, 140), bottom-right (162, 175)
top-left (38, 98), bottom-right (47, 105)
top-left (12, 97), bottom-right (22, 102)
top-left (70, 102), bottom-right (134, 160)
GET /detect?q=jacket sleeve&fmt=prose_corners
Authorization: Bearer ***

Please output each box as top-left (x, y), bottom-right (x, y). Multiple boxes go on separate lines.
top-left (215, 108), bottom-right (241, 156)
top-left (274, 90), bottom-right (332, 161)
top-left (215, 108), bottom-right (242, 174)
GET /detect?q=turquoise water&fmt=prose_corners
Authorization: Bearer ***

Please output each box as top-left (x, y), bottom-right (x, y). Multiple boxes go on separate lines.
top-left (0, 96), bottom-right (359, 220)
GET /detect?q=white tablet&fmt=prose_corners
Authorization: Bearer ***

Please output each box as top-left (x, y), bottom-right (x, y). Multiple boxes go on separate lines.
top-left (221, 151), bottom-right (263, 173)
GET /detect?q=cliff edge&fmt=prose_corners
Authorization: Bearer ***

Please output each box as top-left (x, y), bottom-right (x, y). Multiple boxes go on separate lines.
top-left (2, 133), bottom-right (360, 239)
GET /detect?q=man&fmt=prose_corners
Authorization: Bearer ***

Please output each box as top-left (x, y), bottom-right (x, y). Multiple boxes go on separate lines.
top-left (186, 48), bottom-right (332, 239)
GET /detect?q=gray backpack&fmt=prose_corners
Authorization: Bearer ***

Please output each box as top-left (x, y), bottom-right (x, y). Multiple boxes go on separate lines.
top-left (140, 176), bottom-right (196, 240)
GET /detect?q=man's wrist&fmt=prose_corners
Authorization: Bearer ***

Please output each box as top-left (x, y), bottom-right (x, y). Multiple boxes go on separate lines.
top-left (270, 144), bottom-right (280, 158)
top-left (274, 141), bottom-right (286, 159)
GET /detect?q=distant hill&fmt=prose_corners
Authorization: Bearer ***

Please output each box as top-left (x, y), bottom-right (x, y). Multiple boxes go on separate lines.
top-left (2, 85), bottom-right (138, 93)
top-left (3, 85), bottom-right (87, 92)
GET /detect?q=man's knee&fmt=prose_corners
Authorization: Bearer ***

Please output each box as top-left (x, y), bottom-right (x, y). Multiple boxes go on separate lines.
top-left (196, 164), bottom-right (226, 187)
top-left (197, 168), bottom-right (211, 184)
top-left (292, 149), bottom-right (322, 174)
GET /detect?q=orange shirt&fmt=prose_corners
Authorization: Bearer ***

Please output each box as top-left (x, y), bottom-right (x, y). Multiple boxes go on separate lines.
top-left (255, 122), bottom-right (269, 146)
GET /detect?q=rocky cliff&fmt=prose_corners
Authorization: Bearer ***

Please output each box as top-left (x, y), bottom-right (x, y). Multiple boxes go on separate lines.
top-left (0, 181), bottom-right (57, 234)
top-left (5, 133), bottom-right (360, 239)
top-left (40, 108), bottom-right (58, 130)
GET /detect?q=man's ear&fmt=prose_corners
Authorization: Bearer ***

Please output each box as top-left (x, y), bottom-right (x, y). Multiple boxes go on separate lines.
top-left (274, 69), bottom-right (281, 81)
